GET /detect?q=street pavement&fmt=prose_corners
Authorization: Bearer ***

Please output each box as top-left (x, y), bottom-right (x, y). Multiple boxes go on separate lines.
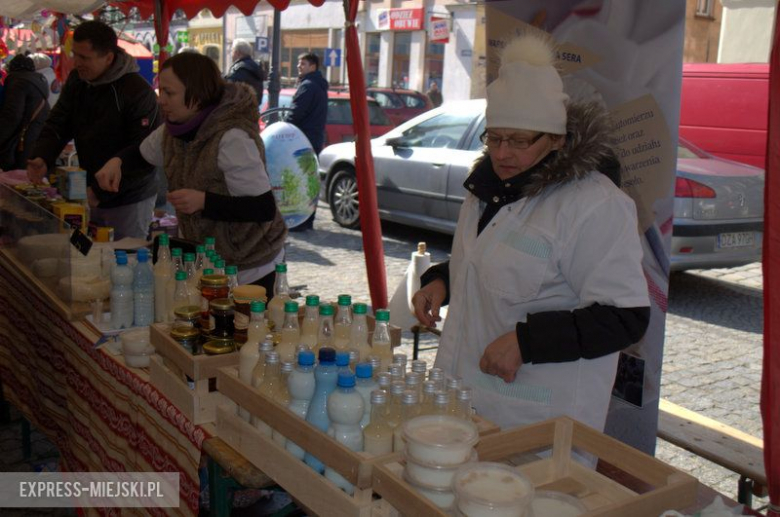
top-left (0, 200), bottom-right (766, 513)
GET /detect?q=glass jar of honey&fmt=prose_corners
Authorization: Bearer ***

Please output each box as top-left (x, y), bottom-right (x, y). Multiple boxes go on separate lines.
top-left (209, 297), bottom-right (235, 340)
top-left (199, 274), bottom-right (229, 331)
top-left (173, 305), bottom-right (201, 329)
top-left (170, 326), bottom-right (201, 355)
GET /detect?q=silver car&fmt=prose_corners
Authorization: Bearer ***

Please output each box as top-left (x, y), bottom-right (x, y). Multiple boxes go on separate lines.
top-left (671, 138), bottom-right (764, 271)
top-left (318, 103), bottom-right (764, 271)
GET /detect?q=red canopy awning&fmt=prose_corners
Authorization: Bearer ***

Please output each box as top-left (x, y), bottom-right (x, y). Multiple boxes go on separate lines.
top-left (113, 0), bottom-right (324, 20)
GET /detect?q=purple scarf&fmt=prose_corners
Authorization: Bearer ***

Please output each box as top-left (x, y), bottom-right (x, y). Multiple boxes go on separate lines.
top-left (165, 104), bottom-right (217, 138)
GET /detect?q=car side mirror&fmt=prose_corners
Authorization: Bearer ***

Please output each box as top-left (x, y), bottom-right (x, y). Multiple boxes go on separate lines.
top-left (386, 136), bottom-right (408, 148)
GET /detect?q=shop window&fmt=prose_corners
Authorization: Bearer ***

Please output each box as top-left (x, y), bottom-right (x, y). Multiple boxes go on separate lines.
top-left (365, 33), bottom-right (381, 86)
top-left (425, 41), bottom-right (444, 89)
top-left (281, 30), bottom-right (328, 84)
top-left (392, 32), bottom-right (412, 89)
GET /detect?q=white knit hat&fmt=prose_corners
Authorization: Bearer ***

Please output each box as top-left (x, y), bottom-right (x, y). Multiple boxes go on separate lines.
top-left (486, 34), bottom-right (569, 135)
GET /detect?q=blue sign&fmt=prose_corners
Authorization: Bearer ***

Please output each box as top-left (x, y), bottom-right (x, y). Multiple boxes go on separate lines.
top-left (324, 48), bottom-right (342, 67)
top-left (255, 36), bottom-right (269, 53)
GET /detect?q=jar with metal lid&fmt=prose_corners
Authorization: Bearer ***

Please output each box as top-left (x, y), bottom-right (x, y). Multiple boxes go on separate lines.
top-left (199, 274), bottom-right (229, 330)
top-left (174, 305), bottom-right (201, 329)
top-left (209, 297), bottom-right (235, 339)
top-left (203, 337), bottom-right (236, 355)
top-left (170, 326), bottom-right (201, 355)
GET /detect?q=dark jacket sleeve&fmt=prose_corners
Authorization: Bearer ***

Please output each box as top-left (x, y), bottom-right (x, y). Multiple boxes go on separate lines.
top-left (0, 80), bottom-right (26, 146)
top-left (202, 191), bottom-right (278, 223)
top-left (516, 304), bottom-right (650, 364)
top-left (287, 81), bottom-right (314, 126)
top-left (420, 261), bottom-right (451, 306)
top-left (118, 77), bottom-right (160, 179)
top-left (30, 70), bottom-right (77, 169)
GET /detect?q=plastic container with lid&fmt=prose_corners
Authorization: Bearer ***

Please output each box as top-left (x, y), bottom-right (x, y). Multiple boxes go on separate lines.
top-left (402, 415), bottom-right (479, 466)
top-left (453, 462), bottom-right (534, 517)
top-left (404, 449), bottom-right (478, 490)
top-left (402, 471), bottom-right (456, 510)
top-left (528, 490), bottom-right (587, 517)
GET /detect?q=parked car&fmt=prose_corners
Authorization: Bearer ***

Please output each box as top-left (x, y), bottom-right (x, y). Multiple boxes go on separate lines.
top-left (259, 88), bottom-right (394, 147)
top-left (332, 86), bottom-right (434, 126)
top-left (671, 138), bottom-right (764, 271)
top-left (319, 101), bottom-right (764, 271)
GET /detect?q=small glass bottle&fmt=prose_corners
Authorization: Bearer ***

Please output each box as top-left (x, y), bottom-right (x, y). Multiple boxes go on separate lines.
top-left (350, 302), bottom-right (372, 361)
top-left (253, 350), bottom-right (281, 436)
top-left (225, 265), bottom-right (239, 296)
top-left (316, 303), bottom-right (335, 353)
top-left (404, 371), bottom-right (423, 400)
top-left (238, 327), bottom-right (262, 422)
top-left (333, 294), bottom-right (352, 351)
top-left (209, 297), bottom-right (235, 340)
top-left (371, 309), bottom-right (393, 371)
top-left (428, 367), bottom-right (445, 392)
top-left (432, 391), bottom-right (450, 415)
top-left (363, 390), bottom-right (393, 455)
top-left (411, 360), bottom-right (427, 375)
top-left (420, 381), bottom-right (437, 415)
top-left (205, 249), bottom-right (217, 270)
top-left (268, 263), bottom-right (291, 335)
top-left (393, 353), bottom-right (408, 372)
top-left (199, 274), bottom-right (230, 331)
top-left (376, 372), bottom-right (391, 394)
top-left (386, 381), bottom-right (406, 430)
top-left (456, 387), bottom-right (474, 421)
top-left (447, 376), bottom-right (463, 415)
top-left (368, 355), bottom-right (382, 379)
top-left (277, 300), bottom-right (300, 363)
top-left (393, 390), bottom-right (421, 452)
top-left (299, 295), bottom-right (320, 349)
top-left (348, 349), bottom-right (360, 371)
top-left (272, 361), bottom-right (295, 447)
top-left (389, 364), bottom-right (405, 384)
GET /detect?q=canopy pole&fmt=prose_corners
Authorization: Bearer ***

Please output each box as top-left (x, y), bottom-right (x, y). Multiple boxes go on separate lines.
top-left (267, 8), bottom-right (282, 110)
top-left (343, 0), bottom-right (388, 309)
top-left (153, 0), bottom-right (170, 66)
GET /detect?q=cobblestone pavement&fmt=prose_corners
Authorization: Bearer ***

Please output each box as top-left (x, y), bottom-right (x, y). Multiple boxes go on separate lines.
top-left (287, 201), bottom-right (767, 508)
top-left (0, 201), bottom-right (766, 513)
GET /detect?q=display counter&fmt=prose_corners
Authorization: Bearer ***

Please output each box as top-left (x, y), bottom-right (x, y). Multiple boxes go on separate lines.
top-left (0, 249), bottom-right (205, 516)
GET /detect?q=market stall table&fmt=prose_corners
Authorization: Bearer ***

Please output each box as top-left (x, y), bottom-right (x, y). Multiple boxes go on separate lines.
top-left (0, 249), bottom-right (206, 516)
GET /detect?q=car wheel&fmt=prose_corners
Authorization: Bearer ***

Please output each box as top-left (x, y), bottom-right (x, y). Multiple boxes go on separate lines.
top-left (329, 168), bottom-right (360, 229)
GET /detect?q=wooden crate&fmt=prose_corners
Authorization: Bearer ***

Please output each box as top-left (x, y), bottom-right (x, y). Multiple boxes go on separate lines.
top-left (149, 323), bottom-right (238, 424)
top-left (216, 365), bottom-right (398, 516)
top-left (372, 417), bottom-right (699, 517)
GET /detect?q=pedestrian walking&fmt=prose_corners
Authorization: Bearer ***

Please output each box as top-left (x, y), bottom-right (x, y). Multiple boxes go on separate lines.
top-left (225, 39), bottom-right (264, 107)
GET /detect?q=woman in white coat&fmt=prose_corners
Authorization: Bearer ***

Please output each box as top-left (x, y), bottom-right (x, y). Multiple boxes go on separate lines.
top-left (412, 34), bottom-right (650, 433)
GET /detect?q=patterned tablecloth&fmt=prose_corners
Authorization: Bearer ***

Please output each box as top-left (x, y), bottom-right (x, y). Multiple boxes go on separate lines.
top-left (0, 252), bottom-right (208, 516)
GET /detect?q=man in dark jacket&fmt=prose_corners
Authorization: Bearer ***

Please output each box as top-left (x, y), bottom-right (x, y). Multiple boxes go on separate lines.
top-left (0, 55), bottom-right (50, 171)
top-left (287, 52), bottom-right (328, 154)
top-left (27, 20), bottom-right (159, 240)
top-left (225, 39), bottom-right (264, 106)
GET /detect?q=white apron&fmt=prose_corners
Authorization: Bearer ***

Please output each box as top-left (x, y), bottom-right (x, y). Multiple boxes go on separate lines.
top-left (435, 173), bottom-right (649, 432)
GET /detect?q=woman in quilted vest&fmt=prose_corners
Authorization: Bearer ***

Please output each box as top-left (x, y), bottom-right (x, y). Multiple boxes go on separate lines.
top-left (95, 52), bottom-right (287, 295)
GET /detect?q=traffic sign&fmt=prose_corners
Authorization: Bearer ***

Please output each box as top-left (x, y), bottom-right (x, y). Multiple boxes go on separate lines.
top-left (255, 36), bottom-right (269, 53)
top-left (324, 48), bottom-right (341, 67)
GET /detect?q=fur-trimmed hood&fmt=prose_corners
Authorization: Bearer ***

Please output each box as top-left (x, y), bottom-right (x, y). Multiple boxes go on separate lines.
top-left (466, 102), bottom-right (621, 201)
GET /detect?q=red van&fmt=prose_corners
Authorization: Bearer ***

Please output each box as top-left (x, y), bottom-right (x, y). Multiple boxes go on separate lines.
top-left (679, 63), bottom-right (769, 169)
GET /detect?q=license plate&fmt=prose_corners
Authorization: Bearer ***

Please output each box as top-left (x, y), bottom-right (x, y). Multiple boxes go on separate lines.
top-left (717, 232), bottom-right (755, 249)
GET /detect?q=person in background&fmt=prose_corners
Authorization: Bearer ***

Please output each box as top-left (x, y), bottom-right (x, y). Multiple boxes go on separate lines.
top-left (94, 52), bottom-right (287, 296)
top-left (426, 81), bottom-right (443, 108)
top-left (225, 39), bottom-right (264, 107)
top-left (30, 53), bottom-right (61, 107)
top-left (0, 55), bottom-right (50, 171)
top-left (411, 33), bottom-right (650, 434)
top-left (27, 20), bottom-right (159, 240)
top-left (286, 52), bottom-right (328, 231)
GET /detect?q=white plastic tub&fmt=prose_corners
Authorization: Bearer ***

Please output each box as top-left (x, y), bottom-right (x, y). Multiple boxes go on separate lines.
top-left (402, 415), bottom-right (479, 466)
top-left (453, 462), bottom-right (534, 517)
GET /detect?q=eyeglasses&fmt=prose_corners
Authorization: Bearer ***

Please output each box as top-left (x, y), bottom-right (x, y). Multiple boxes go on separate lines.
top-left (480, 131), bottom-right (547, 150)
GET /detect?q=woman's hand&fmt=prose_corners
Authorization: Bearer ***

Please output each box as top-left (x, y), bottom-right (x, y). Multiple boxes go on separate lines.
top-left (479, 331), bottom-right (523, 383)
top-left (94, 157), bottom-right (123, 192)
top-left (26, 157), bottom-right (47, 184)
top-left (411, 279), bottom-right (446, 328)
top-left (86, 187), bottom-right (99, 209)
top-left (167, 189), bottom-right (206, 214)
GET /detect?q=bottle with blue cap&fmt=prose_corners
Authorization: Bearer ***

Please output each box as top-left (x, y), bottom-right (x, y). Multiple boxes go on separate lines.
top-left (286, 349), bottom-right (316, 460)
top-left (110, 252), bottom-right (134, 329)
top-left (324, 371), bottom-right (364, 494)
top-left (335, 351), bottom-right (351, 375)
top-left (354, 363), bottom-right (376, 428)
top-left (132, 248), bottom-right (154, 326)
top-left (304, 347), bottom-right (339, 473)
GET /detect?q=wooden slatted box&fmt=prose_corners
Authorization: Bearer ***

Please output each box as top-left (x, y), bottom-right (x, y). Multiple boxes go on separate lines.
top-left (149, 323), bottom-right (238, 424)
top-left (372, 417), bottom-right (699, 517)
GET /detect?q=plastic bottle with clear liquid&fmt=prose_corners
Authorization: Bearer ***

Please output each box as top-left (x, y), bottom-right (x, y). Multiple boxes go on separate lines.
top-left (393, 390), bottom-right (421, 452)
top-left (316, 303), bottom-right (334, 353)
top-left (110, 254), bottom-right (134, 329)
top-left (194, 244), bottom-right (206, 273)
top-left (371, 309), bottom-right (393, 371)
top-left (153, 234), bottom-right (172, 323)
top-left (299, 295), bottom-right (320, 349)
top-left (286, 350), bottom-right (316, 460)
top-left (166, 248), bottom-right (184, 322)
top-left (333, 294), bottom-right (352, 351)
top-left (132, 249), bottom-right (154, 327)
top-left (204, 236), bottom-right (216, 254)
top-left (335, 351), bottom-right (351, 376)
top-left (350, 303), bottom-right (373, 361)
top-left (172, 270), bottom-right (194, 316)
top-left (277, 300), bottom-right (300, 363)
top-left (246, 301), bottom-right (269, 348)
top-left (272, 361), bottom-right (294, 447)
top-left (253, 351), bottom-right (281, 436)
top-left (268, 263), bottom-right (290, 334)
top-left (238, 317), bottom-right (262, 422)
top-left (354, 363), bottom-right (377, 429)
top-left (304, 347), bottom-right (338, 473)
top-left (324, 372), bottom-right (364, 495)
top-left (363, 390), bottom-right (393, 455)
top-left (213, 259), bottom-right (226, 277)
top-left (225, 265), bottom-right (238, 297)
top-left (250, 335), bottom-right (275, 391)
top-left (420, 380), bottom-right (437, 415)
